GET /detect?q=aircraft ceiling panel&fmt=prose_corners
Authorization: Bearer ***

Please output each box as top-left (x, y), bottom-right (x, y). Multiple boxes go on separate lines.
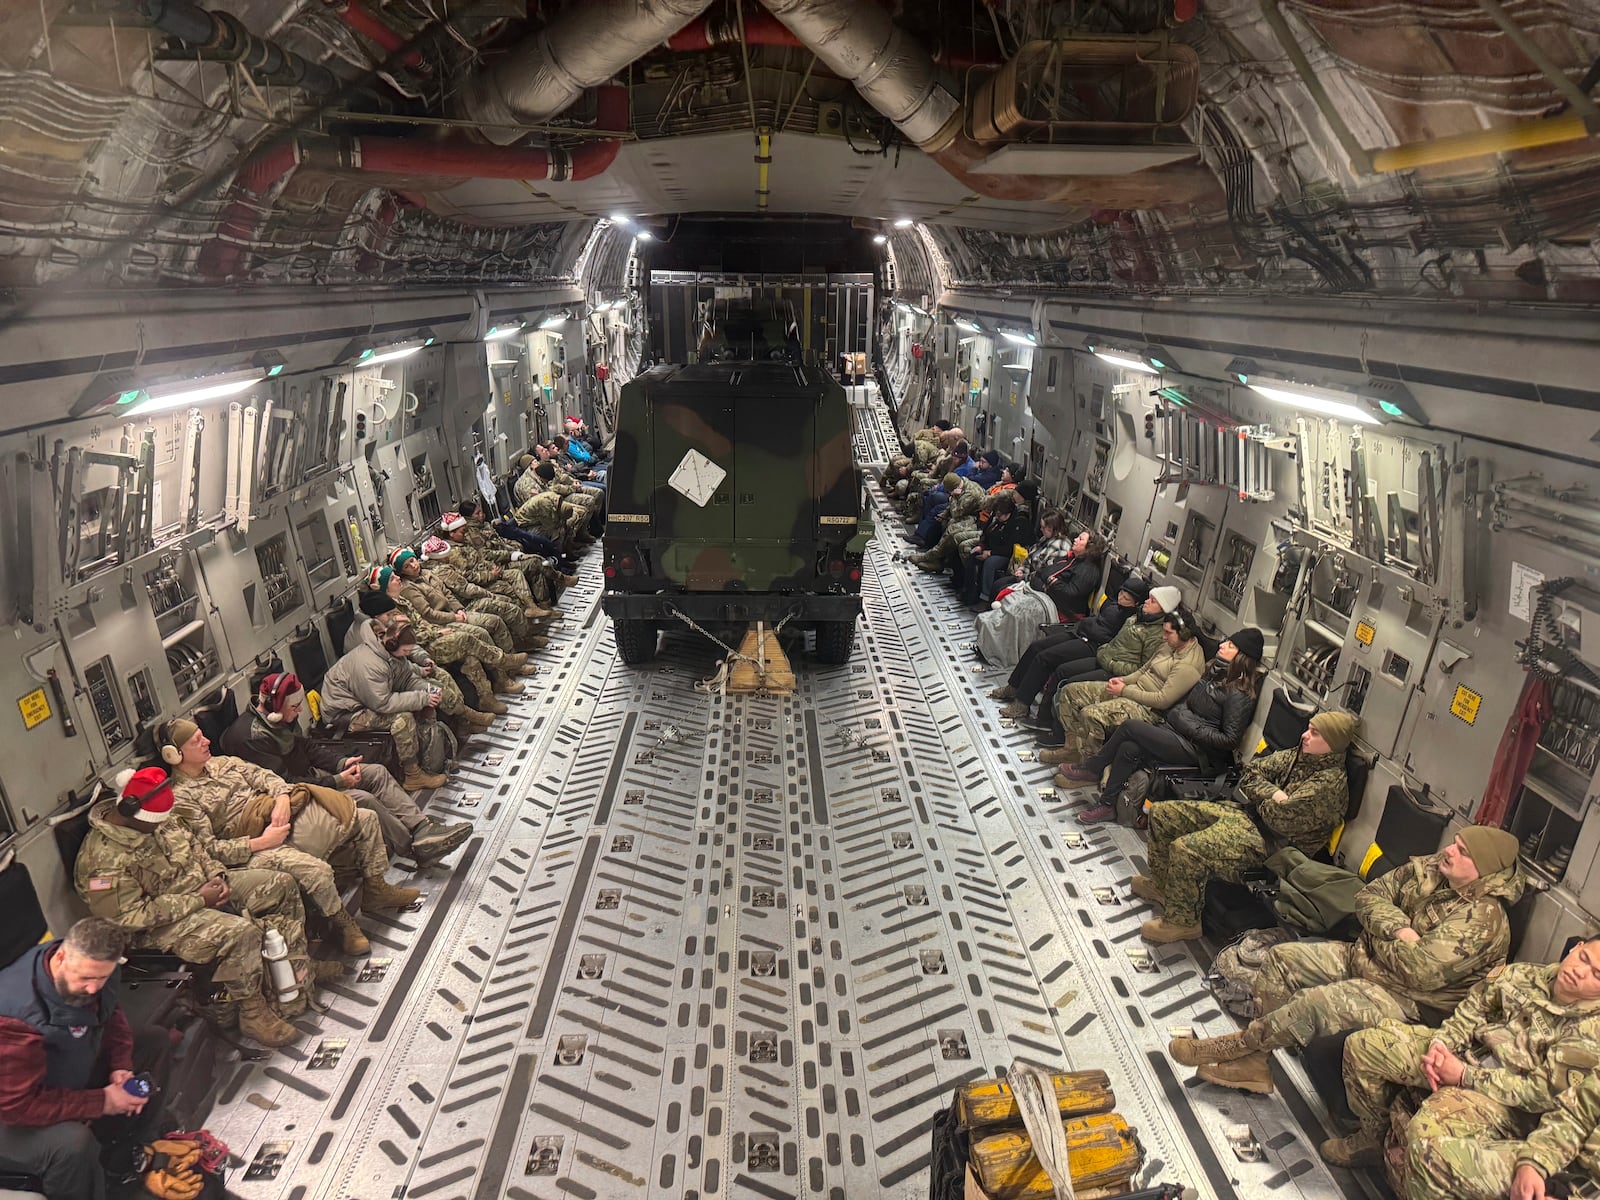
top-left (423, 134), bottom-right (1080, 233)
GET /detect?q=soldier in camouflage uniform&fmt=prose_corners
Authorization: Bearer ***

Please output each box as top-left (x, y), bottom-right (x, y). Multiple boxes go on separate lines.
top-left (416, 539), bottom-right (548, 649)
top-left (457, 498), bottom-right (573, 609)
top-left (159, 718), bottom-right (421, 917)
top-left (74, 768), bottom-right (305, 1046)
top-left (907, 474), bottom-right (984, 571)
top-left (1169, 826), bottom-right (1526, 1093)
top-left (365, 565), bottom-right (523, 701)
top-left (526, 461), bottom-right (592, 542)
top-left (1135, 711), bottom-right (1358, 943)
top-left (441, 512), bottom-right (562, 617)
top-left (1042, 615), bottom-right (1206, 767)
top-left (1405, 1066), bottom-right (1600, 1200)
top-left (512, 481), bottom-right (573, 550)
top-left (1325, 937), bottom-right (1600, 1173)
top-left (388, 544), bottom-right (539, 655)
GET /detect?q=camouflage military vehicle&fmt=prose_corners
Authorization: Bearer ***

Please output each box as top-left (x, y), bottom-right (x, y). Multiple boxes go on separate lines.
top-left (601, 359), bottom-right (872, 664)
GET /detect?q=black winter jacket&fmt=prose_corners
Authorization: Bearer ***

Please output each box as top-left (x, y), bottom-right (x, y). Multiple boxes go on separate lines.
top-left (218, 710), bottom-right (350, 788)
top-left (1161, 658), bottom-right (1257, 771)
top-left (1073, 599), bottom-right (1137, 647)
top-left (1034, 555), bottom-right (1102, 622)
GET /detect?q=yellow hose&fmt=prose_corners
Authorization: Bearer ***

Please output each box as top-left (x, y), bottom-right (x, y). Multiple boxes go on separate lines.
top-left (755, 126), bottom-right (772, 211)
top-left (1371, 113), bottom-right (1591, 173)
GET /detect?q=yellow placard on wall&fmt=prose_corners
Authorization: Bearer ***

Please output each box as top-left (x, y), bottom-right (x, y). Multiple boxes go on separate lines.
top-left (1449, 685), bottom-right (1483, 726)
top-left (1354, 620), bottom-right (1376, 646)
top-left (18, 688), bottom-right (51, 730)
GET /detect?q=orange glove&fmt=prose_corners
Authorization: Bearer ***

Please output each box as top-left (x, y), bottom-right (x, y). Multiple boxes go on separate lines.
top-left (142, 1141), bottom-right (203, 1199)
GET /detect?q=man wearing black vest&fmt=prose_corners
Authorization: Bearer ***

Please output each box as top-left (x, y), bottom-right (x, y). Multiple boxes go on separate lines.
top-left (0, 917), bottom-right (153, 1199)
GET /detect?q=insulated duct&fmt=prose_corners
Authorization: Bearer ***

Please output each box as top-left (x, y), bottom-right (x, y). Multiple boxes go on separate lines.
top-left (455, 0), bottom-right (714, 144)
top-left (755, 0), bottom-right (1220, 210)
top-left (138, 0), bottom-right (339, 95)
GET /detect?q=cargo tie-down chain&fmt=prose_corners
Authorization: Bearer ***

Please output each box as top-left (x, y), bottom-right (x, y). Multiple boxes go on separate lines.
top-left (667, 605), bottom-right (800, 690)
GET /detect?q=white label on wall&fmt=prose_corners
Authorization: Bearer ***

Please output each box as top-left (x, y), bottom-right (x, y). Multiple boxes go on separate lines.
top-left (1510, 560), bottom-right (1545, 622)
top-left (668, 449), bottom-right (726, 508)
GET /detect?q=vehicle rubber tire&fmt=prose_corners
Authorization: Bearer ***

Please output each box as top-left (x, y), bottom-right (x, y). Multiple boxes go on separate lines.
top-left (815, 620), bottom-right (856, 665)
top-left (614, 618), bottom-right (657, 664)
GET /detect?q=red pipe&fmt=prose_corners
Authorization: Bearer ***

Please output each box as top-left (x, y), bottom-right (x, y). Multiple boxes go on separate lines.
top-left (568, 85), bottom-right (629, 180)
top-left (325, 0), bottom-right (426, 69)
top-left (667, 9), bottom-right (802, 50)
top-left (198, 140), bottom-right (301, 280)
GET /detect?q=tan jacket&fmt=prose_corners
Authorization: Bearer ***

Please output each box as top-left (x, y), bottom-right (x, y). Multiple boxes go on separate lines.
top-left (1118, 637), bottom-right (1206, 710)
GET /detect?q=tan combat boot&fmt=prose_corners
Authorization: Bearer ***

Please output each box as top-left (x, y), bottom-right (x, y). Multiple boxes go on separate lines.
top-left (558, 574), bottom-right (579, 588)
top-left (1320, 1131), bottom-right (1382, 1168)
top-left (402, 765), bottom-right (449, 791)
top-left (1037, 745), bottom-right (1078, 766)
top-left (480, 695), bottom-right (510, 715)
top-left (1198, 1053), bottom-right (1275, 1094)
top-left (238, 994), bottom-right (298, 1047)
top-left (363, 877), bottom-right (421, 910)
top-left (502, 652), bottom-right (528, 672)
top-left (493, 672), bottom-right (525, 695)
top-left (1129, 875), bottom-right (1165, 905)
top-left (998, 701), bottom-right (1029, 718)
top-left (309, 960), bottom-right (348, 984)
top-left (989, 685), bottom-right (1017, 700)
top-left (1169, 1029), bottom-right (1260, 1066)
top-left (465, 707), bottom-right (497, 728)
top-left (327, 908), bottom-right (370, 955)
top-left (1141, 917), bottom-right (1203, 943)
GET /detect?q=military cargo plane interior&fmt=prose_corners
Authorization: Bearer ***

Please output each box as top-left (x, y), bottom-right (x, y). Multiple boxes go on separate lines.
top-left (2, 1), bottom-right (1600, 1198)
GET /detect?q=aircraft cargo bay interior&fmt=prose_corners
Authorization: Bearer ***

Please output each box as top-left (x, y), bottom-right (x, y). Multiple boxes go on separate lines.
top-left (0, 2), bottom-right (1598, 1200)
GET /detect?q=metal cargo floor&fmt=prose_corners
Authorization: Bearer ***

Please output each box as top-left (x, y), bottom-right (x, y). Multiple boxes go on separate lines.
top-left (205, 385), bottom-right (1379, 1200)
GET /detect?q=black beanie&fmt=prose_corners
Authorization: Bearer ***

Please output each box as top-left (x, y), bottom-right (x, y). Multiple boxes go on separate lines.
top-left (1227, 627), bottom-right (1265, 661)
top-left (980, 448), bottom-right (1001, 467)
top-left (535, 461), bottom-right (556, 481)
top-left (1120, 575), bottom-right (1151, 603)
top-left (357, 591), bottom-right (397, 617)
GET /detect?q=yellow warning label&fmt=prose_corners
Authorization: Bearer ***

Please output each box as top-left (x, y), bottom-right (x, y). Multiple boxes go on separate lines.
top-left (1450, 685), bottom-right (1483, 725)
top-left (18, 688), bottom-right (50, 730)
top-left (1354, 620), bottom-right (1376, 646)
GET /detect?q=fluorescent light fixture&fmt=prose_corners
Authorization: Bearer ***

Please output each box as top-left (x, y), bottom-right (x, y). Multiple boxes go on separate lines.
top-left (361, 345), bottom-right (423, 366)
top-left (121, 374), bottom-right (258, 416)
top-left (609, 213), bottom-right (632, 225)
top-left (893, 217), bottom-right (914, 228)
top-left (872, 233), bottom-right (888, 244)
top-left (634, 231), bottom-right (653, 242)
top-left (1246, 378), bottom-right (1381, 425)
top-left (1157, 386), bottom-right (1190, 407)
top-left (956, 318), bottom-right (983, 333)
top-left (1000, 330), bottom-right (1037, 346)
top-left (539, 314), bottom-right (565, 330)
top-left (484, 322), bottom-right (524, 341)
top-left (1093, 349), bottom-right (1159, 374)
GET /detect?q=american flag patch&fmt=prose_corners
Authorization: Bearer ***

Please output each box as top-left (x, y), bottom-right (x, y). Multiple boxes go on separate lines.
top-left (87, 876), bottom-right (114, 892)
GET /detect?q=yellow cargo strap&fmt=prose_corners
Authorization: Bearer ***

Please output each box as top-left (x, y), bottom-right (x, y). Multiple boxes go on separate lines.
top-left (306, 689), bottom-right (322, 723)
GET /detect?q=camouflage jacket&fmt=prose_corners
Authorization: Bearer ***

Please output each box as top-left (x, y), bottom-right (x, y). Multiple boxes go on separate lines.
top-left (75, 800), bottom-right (224, 931)
top-left (1518, 1071), bottom-right (1600, 1181)
top-left (1438, 963), bottom-right (1600, 1114)
top-left (425, 561), bottom-right (492, 604)
top-left (449, 538), bottom-right (507, 588)
top-left (1239, 748), bottom-right (1348, 855)
top-left (512, 467), bottom-right (540, 505)
top-left (1118, 637), bottom-right (1206, 710)
top-left (941, 483), bottom-right (984, 527)
top-left (512, 489), bottom-right (565, 540)
top-left (462, 522), bottom-right (515, 564)
top-left (398, 576), bottom-right (463, 627)
top-left (168, 755), bottom-right (289, 834)
top-left (1349, 853), bottom-right (1526, 1011)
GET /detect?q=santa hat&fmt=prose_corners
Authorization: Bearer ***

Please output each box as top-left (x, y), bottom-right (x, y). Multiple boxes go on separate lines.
top-left (257, 672), bottom-right (306, 723)
top-left (564, 415), bottom-right (582, 428)
top-left (387, 546), bottom-right (418, 573)
top-left (441, 512), bottom-right (467, 533)
top-left (114, 767), bottom-right (175, 824)
top-left (421, 535), bottom-right (451, 560)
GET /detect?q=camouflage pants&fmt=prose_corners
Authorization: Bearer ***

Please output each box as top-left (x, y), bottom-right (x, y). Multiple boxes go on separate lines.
top-left (137, 867), bottom-right (306, 1000)
top-left (249, 845), bottom-right (341, 918)
top-left (1055, 684), bottom-right (1157, 758)
top-left (1146, 800), bottom-right (1267, 926)
top-left (1400, 1090), bottom-right (1535, 1200)
top-left (431, 671), bottom-right (465, 717)
top-left (418, 624), bottom-right (502, 695)
top-left (487, 566), bottom-right (541, 611)
top-left (1250, 940), bottom-right (1416, 1050)
top-left (349, 707), bottom-right (420, 770)
top-left (470, 591), bottom-right (538, 643)
top-left (1343, 1022), bottom-right (1524, 1145)
top-left (456, 608), bottom-right (516, 654)
top-left (560, 502), bottom-right (588, 539)
top-left (287, 804), bottom-right (389, 883)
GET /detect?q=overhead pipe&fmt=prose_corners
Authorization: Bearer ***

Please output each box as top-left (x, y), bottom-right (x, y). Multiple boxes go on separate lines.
top-left (668, 9), bottom-right (801, 50)
top-left (1369, 113), bottom-right (1594, 173)
top-left (323, 0), bottom-right (428, 73)
top-left (138, 0), bottom-right (339, 95)
top-left (455, 0), bottom-right (714, 144)
top-left (755, 0), bottom-right (1221, 209)
top-left (200, 87), bottom-right (629, 279)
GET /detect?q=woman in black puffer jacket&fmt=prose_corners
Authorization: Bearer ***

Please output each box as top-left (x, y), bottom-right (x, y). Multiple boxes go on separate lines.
top-left (1061, 628), bottom-right (1265, 823)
